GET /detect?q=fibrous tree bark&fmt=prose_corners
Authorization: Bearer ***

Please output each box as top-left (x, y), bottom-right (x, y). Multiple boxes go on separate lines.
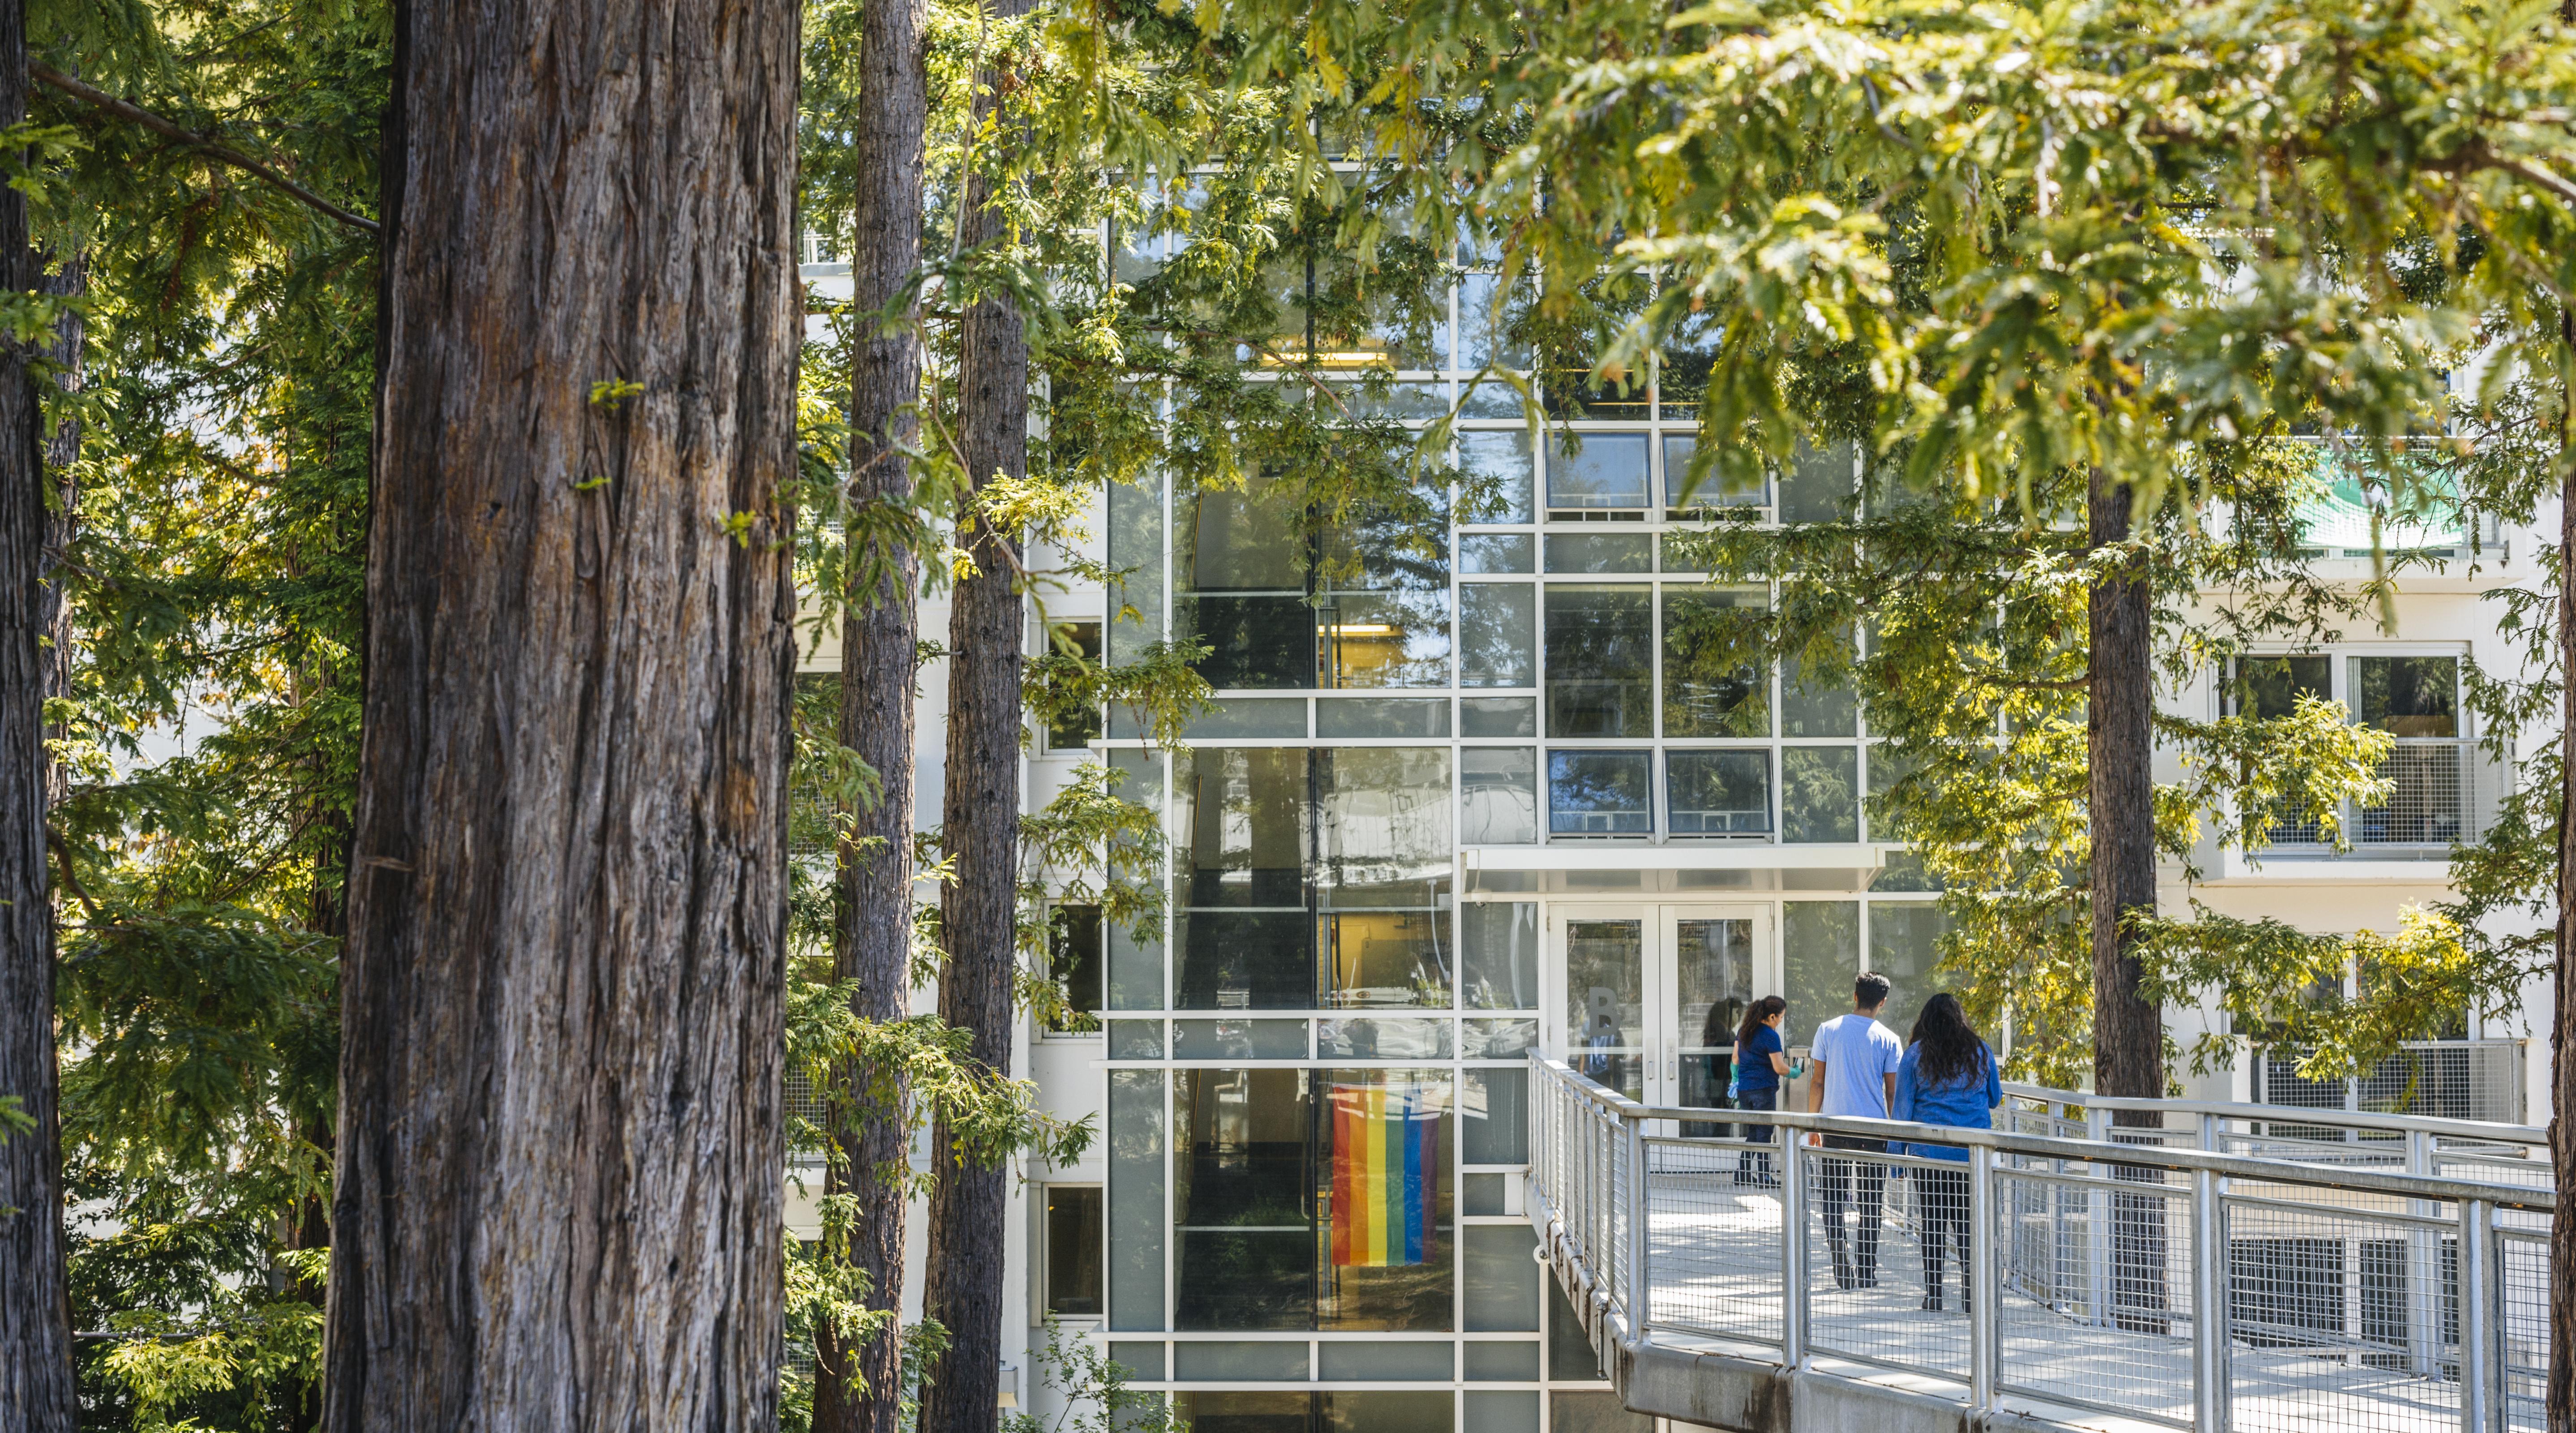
top-left (321, 0), bottom-right (801, 1421)
top-left (918, 11), bottom-right (1032, 1431)
top-left (2088, 466), bottom-right (2162, 1105)
top-left (0, 0), bottom-right (74, 1420)
top-left (814, 0), bottom-right (927, 1424)
top-left (2088, 466), bottom-right (2170, 1335)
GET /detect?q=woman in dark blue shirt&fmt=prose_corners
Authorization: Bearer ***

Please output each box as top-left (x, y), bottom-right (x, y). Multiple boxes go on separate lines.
top-left (1730, 995), bottom-right (1790, 1187)
top-left (1892, 992), bottom-right (2002, 1311)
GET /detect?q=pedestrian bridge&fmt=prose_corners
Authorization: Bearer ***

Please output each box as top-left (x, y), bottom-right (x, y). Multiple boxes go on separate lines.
top-left (1525, 1056), bottom-right (2554, 1433)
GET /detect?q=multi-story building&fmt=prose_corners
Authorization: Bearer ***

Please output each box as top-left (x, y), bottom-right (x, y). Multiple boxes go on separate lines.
top-left (789, 245), bottom-right (2555, 1432)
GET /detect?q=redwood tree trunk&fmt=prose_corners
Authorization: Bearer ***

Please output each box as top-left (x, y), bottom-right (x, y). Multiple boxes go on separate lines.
top-left (917, 20), bottom-right (1031, 1432)
top-left (0, 0), bottom-right (72, 1419)
top-left (2088, 466), bottom-right (2161, 1103)
top-left (321, 0), bottom-right (800, 1421)
top-left (813, 0), bottom-right (927, 1425)
top-left (36, 250), bottom-right (80, 811)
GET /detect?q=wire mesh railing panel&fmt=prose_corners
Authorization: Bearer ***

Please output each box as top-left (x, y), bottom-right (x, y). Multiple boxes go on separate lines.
top-left (2359, 742), bottom-right (2467, 846)
top-left (2222, 1197), bottom-right (2462, 1433)
top-left (1644, 1136), bottom-right (1783, 1348)
top-left (1799, 1144), bottom-right (1972, 1382)
top-left (1992, 1165), bottom-right (2199, 1425)
top-left (2501, 1226), bottom-right (2547, 1430)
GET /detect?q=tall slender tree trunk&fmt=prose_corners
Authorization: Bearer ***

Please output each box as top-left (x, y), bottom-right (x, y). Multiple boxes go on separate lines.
top-left (0, 0), bottom-right (73, 1417)
top-left (918, 13), bottom-right (1032, 1430)
top-left (813, 0), bottom-right (927, 1425)
top-left (2089, 465), bottom-right (2161, 1100)
top-left (36, 250), bottom-right (79, 811)
top-left (2088, 465), bottom-right (2169, 1334)
top-left (321, 0), bottom-right (800, 1421)
top-left (2548, 288), bottom-right (2576, 1432)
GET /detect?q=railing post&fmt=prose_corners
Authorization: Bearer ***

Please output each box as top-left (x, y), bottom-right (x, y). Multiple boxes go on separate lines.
top-left (1628, 1118), bottom-right (1650, 1342)
top-left (1781, 1125), bottom-right (1807, 1368)
top-left (2087, 1105), bottom-right (2113, 1327)
top-left (2406, 1129), bottom-right (2439, 1377)
top-left (2460, 1197), bottom-right (2497, 1433)
top-left (2190, 1167), bottom-right (2229, 1432)
top-left (1970, 1144), bottom-right (1996, 1412)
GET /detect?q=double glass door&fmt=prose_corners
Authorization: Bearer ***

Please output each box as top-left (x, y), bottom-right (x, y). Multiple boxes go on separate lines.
top-left (1550, 905), bottom-right (1767, 1114)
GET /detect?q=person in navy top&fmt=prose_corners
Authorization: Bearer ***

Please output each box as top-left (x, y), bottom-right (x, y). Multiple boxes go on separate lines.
top-left (1892, 992), bottom-right (2004, 1312)
top-left (1729, 995), bottom-right (1790, 1186)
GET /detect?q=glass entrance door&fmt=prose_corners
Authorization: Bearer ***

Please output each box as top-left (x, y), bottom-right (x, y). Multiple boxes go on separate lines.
top-left (1550, 906), bottom-right (1771, 1109)
top-left (1561, 915), bottom-right (1646, 1101)
top-left (1667, 908), bottom-right (1761, 1128)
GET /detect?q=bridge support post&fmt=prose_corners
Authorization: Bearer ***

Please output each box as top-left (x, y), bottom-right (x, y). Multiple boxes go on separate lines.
top-left (2190, 1167), bottom-right (2229, 1431)
top-left (1627, 1119), bottom-right (1649, 1343)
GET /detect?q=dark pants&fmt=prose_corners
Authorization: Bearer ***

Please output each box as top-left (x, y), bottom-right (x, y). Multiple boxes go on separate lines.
top-left (1818, 1135), bottom-right (1886, 1287)
top-left (1733, 1086), bottom-right (1777, 1183)
top-left (1915, 1163), bottom-right (1971, 1305)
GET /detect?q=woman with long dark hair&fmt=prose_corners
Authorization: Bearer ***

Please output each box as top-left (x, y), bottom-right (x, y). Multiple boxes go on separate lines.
top-left (1730, 995), bottom-right (1791, 1186)
top-left (1893, 992), bottom-right (2002, 1311)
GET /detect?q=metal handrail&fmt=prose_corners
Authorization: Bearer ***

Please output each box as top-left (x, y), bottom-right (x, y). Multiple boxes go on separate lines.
top-left (1997, 1079), bottom-right (2545, 1146)
top-left (1527, 1054), bottom-right (2547, 1433)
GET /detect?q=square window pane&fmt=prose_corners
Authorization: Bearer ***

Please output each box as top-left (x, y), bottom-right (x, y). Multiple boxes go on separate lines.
top-left (1177, 910), bottom-right (1315, 1010)
top-left (1183, 698), bottom-right (1309, 740)
top-left (1543, 587), bottom-right (1653, 738)
top-left (1107, 1341), bottom-right (1166, 1380)
top-left (1547, 751), bottom-right (1652, 835)
top-left (1780, 746), bottom-right (1859, 843)
top-left (1462, 1068), bottom-right (1528, 1165)
top-left (2352, 656), bottom-right (2459, 736)
top-left (1459, 377), bottom-right (1526, 419)
top-left (1662, 589), bottom-right (1768, 736)
top-left (1666, 751), bottom-right (1771, 837)
top-left (1174, 1343), bottom-right (1309, 1380)
top-left (1661, 434), bottom-right (1765, 509)
top-left (1318, 697), bottom-right (1451, 739)
top-left (1109, 917), bottom-right (1165, 1012)
top-left (1187, 478), bottom-right (1305, 589)
top-left (1777, 439), bottom-right (1855, 524)
top-left (1184, 593), bottom-right (1318, 689)
top-left (1466, 1346), bottom-right (1541, 1383)
top-left (1459, 533), bottom-right (1534, 574)
top-left (1109, 1020), bottom-right (1165, 1059)
top-left (1317, 1016), bottom-right (1453, 1058)
top-left (1460, 695), bottom-right (1537, 737)
top-left (1781, 648), bottom-right (1857, 738)
top-left (1174, 1019), bottom-right (1310, 1060)
top-left (1183, 748), bottom-right (1310, 907)
top-left (1782, 902), bottom-right (1858, 1047)
top-left (1461, 748), bottom-right (1538, 845)
top-left (1460, 272), bottom-right (1531, 370)
top-left (1460, 585), bottom-right (1536, 688)
top-left (1047, 1186), bottom-right (1105, 1316)
top-left (1322, 591), bottom-right (1450, 689)
top-left (1318, 1343), bottom-right (1455, 1382)
top-left (1318, 747), bottom-right (1452, 908)
top-left (1463, 1223), bottom-right (1540, 1331)
top-left (1545, 434), bottom-right (1649, 510)
top-left (1467, 1017), bottom-right (1538, 1059)
top-left (1324, 911), bottom-right (1452, 1009)
top-left (1176, 1069), bottom-right (1315, 1329)
top-left (1543, 533), bottom-right (1652, 574)
top-left (1868, 901), bottom-right (1950, 1035)
top-left (1463, 1172), bottom-right (1507, 1215)
top-left (1324, 1390), bottom-right (1455, 1433)
top-left (1461, 903), bottom-right (1539, 1011)
top-left (1049, 905), bottom-right (1104, 1030)
top-left (1460, 430), bottom-right (1535, 523)
top-left (2230, 654), bottom-right (2331, 718)
top-left (1468, 1392), bottom-right (1536, 1433)
top-left (1173, 1392), bottom-right (1310, 1431)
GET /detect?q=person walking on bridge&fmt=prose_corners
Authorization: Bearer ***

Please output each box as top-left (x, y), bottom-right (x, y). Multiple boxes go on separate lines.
top-left (1893, 993), bottom-right (2004, 1312)
top-left (1806, 972), bottom-right (1902, 1290)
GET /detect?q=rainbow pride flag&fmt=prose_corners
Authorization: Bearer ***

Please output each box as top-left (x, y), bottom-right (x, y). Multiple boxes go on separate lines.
top-left (1330, 1081), bottom-right (1438, 1267)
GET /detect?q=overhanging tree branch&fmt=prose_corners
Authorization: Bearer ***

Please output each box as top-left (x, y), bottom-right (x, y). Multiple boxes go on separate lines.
top-left (30, 65), bottom-right (380, 236)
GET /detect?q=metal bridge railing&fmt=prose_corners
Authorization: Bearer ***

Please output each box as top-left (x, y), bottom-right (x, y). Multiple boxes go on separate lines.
top-left (1529, 1055), bottom-right (2555, 1433)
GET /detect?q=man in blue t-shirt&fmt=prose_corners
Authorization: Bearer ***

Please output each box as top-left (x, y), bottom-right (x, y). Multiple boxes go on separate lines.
top-left (1806, 972), bottom-right (1904, 1290)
